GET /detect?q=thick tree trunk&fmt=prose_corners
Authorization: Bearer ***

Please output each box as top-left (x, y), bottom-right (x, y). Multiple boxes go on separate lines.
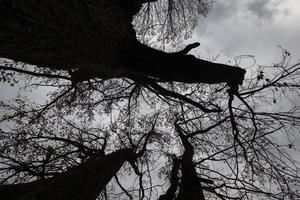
top-left (0, 0), bottom-right (245, 85)
top-left (177, 128), bottom-right (205, 200)
top-left (0, 0), bottom-right (138, 69)
top-left (0, 148), bottom-right (135, 200)
top-left (158, 126), bottom-right (208, 200)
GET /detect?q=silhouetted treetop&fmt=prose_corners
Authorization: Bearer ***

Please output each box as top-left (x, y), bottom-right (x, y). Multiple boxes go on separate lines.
top-left (1, 1), bottom-right (299, 200)
top-left (134, 0), bottom-right (212, 45)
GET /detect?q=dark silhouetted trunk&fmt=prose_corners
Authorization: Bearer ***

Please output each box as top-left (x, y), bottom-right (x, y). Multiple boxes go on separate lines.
top-left (177, 127), bottom-right (205, 200)
top-left (0, 0), bottom-right (245, 85)
top-left (0, 148), bottom-right (134, 200)
top-left (158, 158), bottom-right (180, 200)
top-left (158, 126), bottom-right (207, 200)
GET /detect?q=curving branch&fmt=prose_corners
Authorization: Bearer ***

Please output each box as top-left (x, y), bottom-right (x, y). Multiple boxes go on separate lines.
top-left (177, 42), bottom-right (201, 55)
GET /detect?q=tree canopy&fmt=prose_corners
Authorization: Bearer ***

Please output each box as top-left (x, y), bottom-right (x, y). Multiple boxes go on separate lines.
top-left (0, 0), bottom-right (300, 200)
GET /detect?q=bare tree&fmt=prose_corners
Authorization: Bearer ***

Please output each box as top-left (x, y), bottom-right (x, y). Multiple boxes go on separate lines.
top-left (1, 50), bottom-right (299, 199)
top-left (0, 1), bottom-right (300, 200)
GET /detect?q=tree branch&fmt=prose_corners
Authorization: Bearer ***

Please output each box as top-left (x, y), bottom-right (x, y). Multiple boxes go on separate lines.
top-left (177, 42), bottom-right (200, 55)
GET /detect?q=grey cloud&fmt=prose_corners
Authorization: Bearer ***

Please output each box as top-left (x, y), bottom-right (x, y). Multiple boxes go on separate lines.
top-left (204, 0), bottom-right (290, 24)
top-left (246, 0), bottom-right (289, 21)
top-left (205, 1), bottom-right (241, 23)
top-left (194, 0), bottom-right (296, 62)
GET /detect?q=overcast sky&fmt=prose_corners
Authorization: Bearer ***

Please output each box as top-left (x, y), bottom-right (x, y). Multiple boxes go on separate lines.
top-left (0, 1), bottom-right (299, 195)
top-left (191, 0), bottom-right (300, 160)
top-left (192, 0), bottom-right (300, 65)
top-left (191, 0), bottom-right (300, 107)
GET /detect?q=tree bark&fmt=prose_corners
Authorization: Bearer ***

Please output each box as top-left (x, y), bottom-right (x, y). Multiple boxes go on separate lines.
top-left (0, 0), bottom-right (245, 85)
top-left (0, 148), bottom-right (135, 200)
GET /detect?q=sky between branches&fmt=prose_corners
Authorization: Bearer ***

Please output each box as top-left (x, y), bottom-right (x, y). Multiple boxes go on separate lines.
top-left (0, 0), bottom-right (299, 194)
top-left (190, 0), bottom-right (300, 161)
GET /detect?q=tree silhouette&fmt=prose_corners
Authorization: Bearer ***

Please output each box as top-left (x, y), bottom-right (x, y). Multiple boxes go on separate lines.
top-left (0, 0), bottom-right (245, 85)
top-left (0, 0), bottom-right (300, 200)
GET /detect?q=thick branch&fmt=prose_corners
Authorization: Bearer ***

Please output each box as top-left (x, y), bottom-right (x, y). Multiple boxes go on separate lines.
top-left (123, 42), bottom-right (246, 84)
top-left (0, 148), bottom-right (135, 200)
top-left (0, 0), bottom-right (246, 85)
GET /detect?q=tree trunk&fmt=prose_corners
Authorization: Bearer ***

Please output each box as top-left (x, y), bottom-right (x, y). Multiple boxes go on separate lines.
top-left (0, 0), bottom-right (245, 85)
top-left (177, 128), bottom-right (205, 200)
top-left (0, 148), bottom-right (135, 200)
top-left (158, 158), bottom-right (180, 200)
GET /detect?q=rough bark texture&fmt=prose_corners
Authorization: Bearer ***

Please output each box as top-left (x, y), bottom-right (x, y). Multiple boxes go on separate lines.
top-left (0, 0), bottom-right (245, 84)
top-left (0, 149), bottom-right (134, 200)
